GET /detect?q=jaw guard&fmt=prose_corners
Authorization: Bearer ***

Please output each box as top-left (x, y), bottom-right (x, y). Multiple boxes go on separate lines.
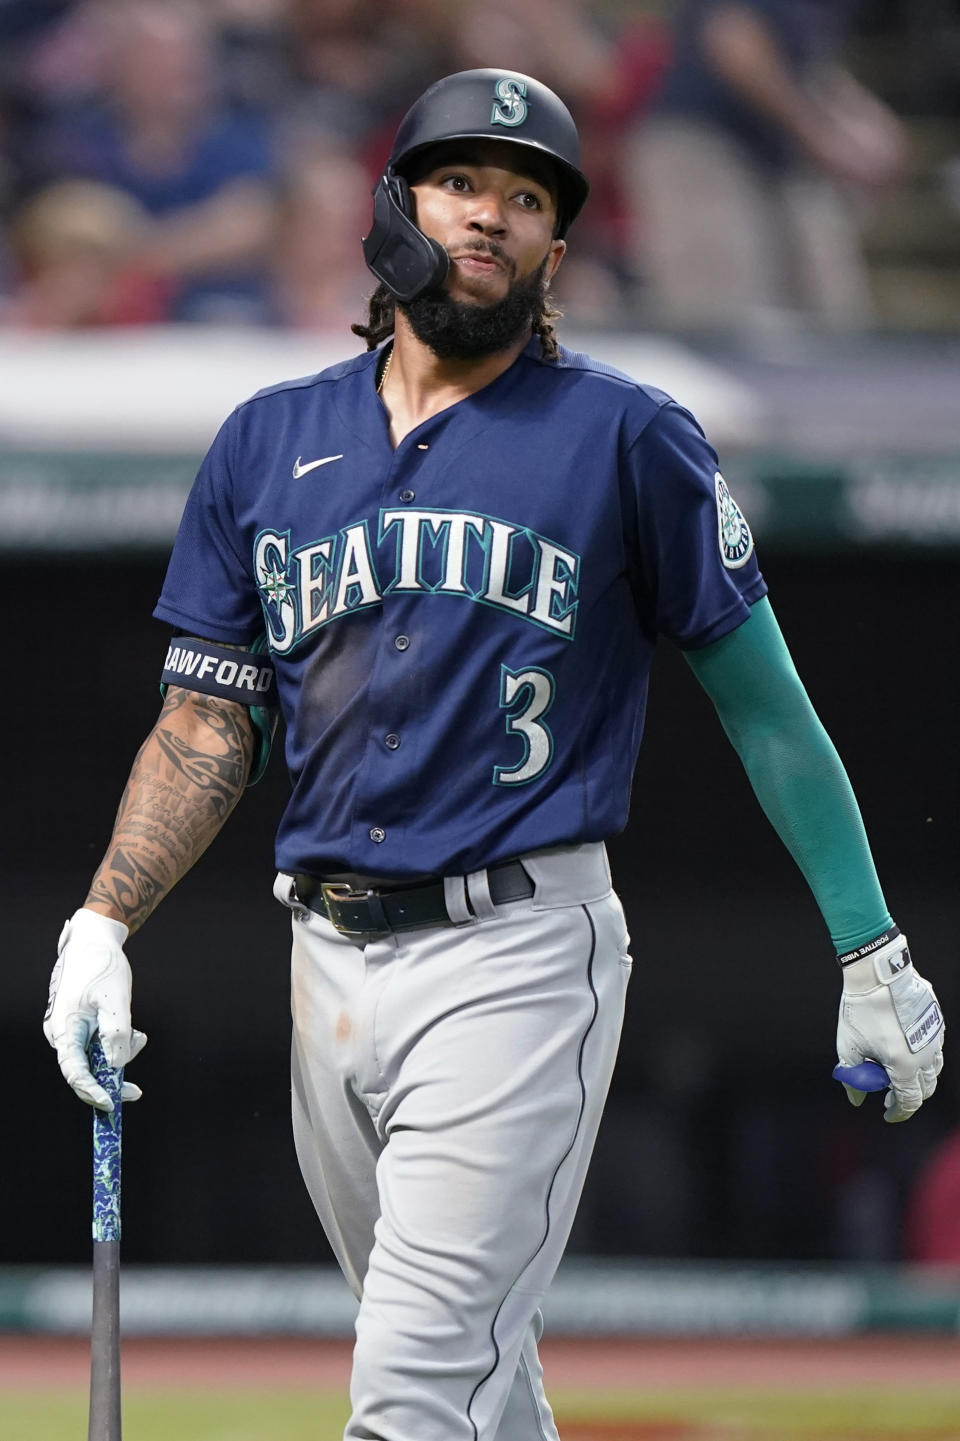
top-left (362, 170), bottom-right (449, 304)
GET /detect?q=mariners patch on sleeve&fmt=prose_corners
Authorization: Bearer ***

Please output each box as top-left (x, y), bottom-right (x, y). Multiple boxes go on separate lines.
top-left (714, 472), bottom-right (754, 569)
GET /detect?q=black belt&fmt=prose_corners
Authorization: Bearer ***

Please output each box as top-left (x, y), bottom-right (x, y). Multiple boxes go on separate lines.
top-left (292, 860), bottom-right (534, 937)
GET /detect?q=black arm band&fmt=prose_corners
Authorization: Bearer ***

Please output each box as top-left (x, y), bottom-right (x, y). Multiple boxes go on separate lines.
top-left (836, 925), bottom-right (902, 967)
top-left (161, 636), bottom-right (278, 708)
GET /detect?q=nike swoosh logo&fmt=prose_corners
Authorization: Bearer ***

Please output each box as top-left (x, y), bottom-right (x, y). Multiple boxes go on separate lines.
top-left (292, 454), bottom-right (344, 478)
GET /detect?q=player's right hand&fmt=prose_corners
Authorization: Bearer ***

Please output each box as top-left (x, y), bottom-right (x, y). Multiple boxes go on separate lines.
top-left (43, 908), bottom-right (147, 1110)
top-left (836, 930), bottom-right (944, 1123)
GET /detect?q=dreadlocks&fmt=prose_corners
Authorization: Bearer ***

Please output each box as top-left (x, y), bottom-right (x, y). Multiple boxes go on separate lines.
top-left (351, 284), bottom-right (396, 352)
top-left (352, 283), bottom-right (563, 363)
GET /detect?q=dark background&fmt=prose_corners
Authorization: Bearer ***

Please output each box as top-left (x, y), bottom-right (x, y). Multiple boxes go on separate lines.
top-left (4, 544), bottom-right (956, 1268)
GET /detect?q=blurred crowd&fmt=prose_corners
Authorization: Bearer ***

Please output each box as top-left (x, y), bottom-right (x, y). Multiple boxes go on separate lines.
top-left (0, 0), bottom-right (938, 337)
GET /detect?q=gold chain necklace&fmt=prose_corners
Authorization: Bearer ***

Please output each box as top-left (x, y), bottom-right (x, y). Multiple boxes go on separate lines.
top-left (377, 345), bottom-right (394, 395)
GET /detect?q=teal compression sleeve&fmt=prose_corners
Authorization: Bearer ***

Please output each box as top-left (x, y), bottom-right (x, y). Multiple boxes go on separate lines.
top-left (683, 597), bottom-right (892, 951)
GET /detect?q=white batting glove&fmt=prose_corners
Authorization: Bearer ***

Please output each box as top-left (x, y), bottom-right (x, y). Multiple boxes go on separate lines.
top-left (836, 929), bottom-right (944, 1123)
top-left (43, 908), bottom-right (147, 1110)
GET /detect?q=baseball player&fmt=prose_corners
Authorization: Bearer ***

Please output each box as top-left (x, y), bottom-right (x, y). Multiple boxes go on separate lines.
top-left (45, 69), bottom-right (943, 1441)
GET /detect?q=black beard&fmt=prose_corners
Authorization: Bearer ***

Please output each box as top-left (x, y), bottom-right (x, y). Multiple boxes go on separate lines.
top-left (400, 255), bottom-right (550, 361)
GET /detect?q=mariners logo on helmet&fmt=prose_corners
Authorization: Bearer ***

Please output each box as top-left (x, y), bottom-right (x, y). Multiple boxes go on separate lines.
top-left (491, 77), bottom-right (529, 128)
top-left (715, 472), bottom-right (755, 568)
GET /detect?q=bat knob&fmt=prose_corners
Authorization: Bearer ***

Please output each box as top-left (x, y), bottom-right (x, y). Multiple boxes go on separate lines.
top-left (832, 1060), bottom-right (890, 1092)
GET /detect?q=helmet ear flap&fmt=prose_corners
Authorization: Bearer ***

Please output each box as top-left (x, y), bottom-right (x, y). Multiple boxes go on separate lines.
top-left (362, 169), bottom-right (449, 304)
top-left (389, 171), bottom-right (414, 218)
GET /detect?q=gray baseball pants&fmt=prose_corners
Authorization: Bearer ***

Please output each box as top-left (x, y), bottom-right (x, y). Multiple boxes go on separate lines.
top-left (276, 842), bottom-right (631, 1441)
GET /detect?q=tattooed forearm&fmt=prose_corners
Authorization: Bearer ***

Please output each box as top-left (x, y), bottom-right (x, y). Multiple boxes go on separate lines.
top-left (86, 686), bottom-right (256, 933)
top-left (153, 709), bottom-right (250, 814)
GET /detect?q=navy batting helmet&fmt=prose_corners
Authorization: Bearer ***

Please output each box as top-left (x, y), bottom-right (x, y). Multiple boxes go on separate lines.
top-left (362, 69), bottom-right (589, 303)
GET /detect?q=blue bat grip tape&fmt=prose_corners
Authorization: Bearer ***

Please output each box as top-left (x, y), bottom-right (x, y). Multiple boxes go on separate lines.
top-left (832, 1060), bottom-right (890, 1092)
top-left (89, 1035), bottom-right (123, 1242)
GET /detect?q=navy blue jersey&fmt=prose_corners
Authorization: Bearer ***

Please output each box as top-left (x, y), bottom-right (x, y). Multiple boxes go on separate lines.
top-left (155, 339), bottom-right (766, 877)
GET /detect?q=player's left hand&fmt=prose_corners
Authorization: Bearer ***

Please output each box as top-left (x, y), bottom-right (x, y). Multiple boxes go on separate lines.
top-left (836, 930), bottom-right (944, 1123)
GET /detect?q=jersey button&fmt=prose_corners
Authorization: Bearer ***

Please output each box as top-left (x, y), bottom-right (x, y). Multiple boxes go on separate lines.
top-left (417, 443), bottom-right (429, 451)
top-left (400, 489), bottom-right (415, 503)
top-left (384, 733), bottom-right (400, 750)
top-left (369, 827), bottom-right (386, 843)
top-left (394, 634), bottom-right (410, 651)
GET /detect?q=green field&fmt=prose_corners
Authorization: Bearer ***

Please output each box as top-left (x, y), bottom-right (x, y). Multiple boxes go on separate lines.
top-left (6, 1385), bottom-right (960, 1441)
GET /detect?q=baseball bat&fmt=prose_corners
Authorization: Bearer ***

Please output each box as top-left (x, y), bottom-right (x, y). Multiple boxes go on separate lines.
top-left (88, 1034), bottom-right (123, 1441)
top-left (832, 1060), bottom-right (889, 1092)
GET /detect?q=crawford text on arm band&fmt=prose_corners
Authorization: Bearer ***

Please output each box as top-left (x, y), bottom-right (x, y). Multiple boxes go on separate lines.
top-left (837, 926), bottom-right (902, 967)
top-left (161, 637), bottom-right (278, 707)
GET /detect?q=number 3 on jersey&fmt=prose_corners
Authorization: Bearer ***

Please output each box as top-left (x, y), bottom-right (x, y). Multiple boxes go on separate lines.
top-left (493, 666), bottom-right (555, 786)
